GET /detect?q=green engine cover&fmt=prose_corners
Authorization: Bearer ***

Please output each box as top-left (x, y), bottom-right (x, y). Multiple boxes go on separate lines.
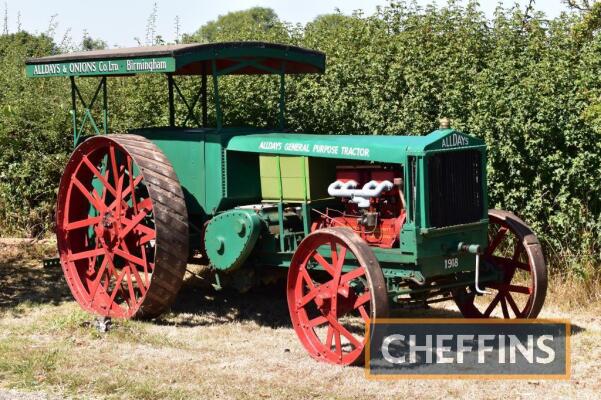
top-left (204, 209), bottom-right (262, 271)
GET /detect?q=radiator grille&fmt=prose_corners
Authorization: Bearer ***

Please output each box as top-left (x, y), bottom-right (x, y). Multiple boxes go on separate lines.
top-left (427, 150), bottom-right (484, 228)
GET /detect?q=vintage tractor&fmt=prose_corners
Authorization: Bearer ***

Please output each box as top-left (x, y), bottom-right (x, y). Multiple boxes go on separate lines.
top-left (26, 42), bottom-right (547, 365)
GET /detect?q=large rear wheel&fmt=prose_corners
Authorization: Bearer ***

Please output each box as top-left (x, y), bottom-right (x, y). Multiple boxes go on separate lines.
top-left (56, 134), bottom-right (188, 319)
top-left (453, 209), bottom-right (547, 318)
top-left (287, 227), bottom-right (389, 365)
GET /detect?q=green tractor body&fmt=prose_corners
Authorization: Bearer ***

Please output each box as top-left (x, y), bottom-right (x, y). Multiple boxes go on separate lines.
top-left (136, 126), bottom-right (489, 288)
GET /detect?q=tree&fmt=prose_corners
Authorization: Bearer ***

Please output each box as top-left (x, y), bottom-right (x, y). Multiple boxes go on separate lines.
top-left (564, 0), bottom-right (599, 12)
top-left (568, 0), bottom-right (601, 41)
top-left (183, 7), bottom-right (281, 43)
top-left (81, 32), bottom-right (107, 51)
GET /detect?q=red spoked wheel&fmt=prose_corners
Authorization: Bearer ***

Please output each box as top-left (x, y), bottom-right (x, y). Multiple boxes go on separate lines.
top-left (56, 134), bottom-right (189, 319)
top-left (453, 209), bottom-right (547, 318)
top-left (287, 227), bottom-right (389, 365)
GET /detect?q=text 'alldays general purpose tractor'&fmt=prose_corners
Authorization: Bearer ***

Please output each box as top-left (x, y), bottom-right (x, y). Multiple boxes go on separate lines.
top-left (26, 42), bottom-right (547, 365)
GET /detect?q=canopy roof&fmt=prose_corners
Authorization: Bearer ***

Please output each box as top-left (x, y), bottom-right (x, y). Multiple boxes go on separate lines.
top-left (226, 129), bottom-right (485, 164)
top-left (26, 41), bottom-right (326, 78)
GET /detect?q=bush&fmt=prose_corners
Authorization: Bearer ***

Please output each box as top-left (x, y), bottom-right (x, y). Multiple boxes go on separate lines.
top-left (0, 1), bottom-right (599, 270)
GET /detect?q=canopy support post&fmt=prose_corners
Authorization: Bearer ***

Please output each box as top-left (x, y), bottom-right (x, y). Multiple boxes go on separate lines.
top-left (69, 76), bottom-right (106, 147)
top-left (101, 77), bottom-right (108, 134)
top-left (279, 61), bottom-right (286, 130)
top-left (211, 59), bottom-right (222, 130)
top-left (167, 73), bottom-right (175, 127)
top-left (201, 63), bottom-right (208, 127)
top-left (174, 79), bottom-right (202, 127)
top-left (70, 77), bottom-right (78, 147)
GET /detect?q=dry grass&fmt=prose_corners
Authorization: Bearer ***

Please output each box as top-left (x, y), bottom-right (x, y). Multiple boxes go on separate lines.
top-left (1, 239), bottom-right (601, 399)
top-left (546, 267), bottom-right (601, 313)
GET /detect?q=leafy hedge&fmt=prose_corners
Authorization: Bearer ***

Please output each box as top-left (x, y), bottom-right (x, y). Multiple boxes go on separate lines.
top-left (0, 1), bottom-right (600, 270)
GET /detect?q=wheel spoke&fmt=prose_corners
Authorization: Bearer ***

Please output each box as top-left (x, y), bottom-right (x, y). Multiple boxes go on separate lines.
top-left (107, 175), bottom-right (143, 211)
top-left (82, 156), bottom-right (118, 198)
top-left (487, 255), bottom-right (513, 268)
top-left (300, 267), bottom-right (316, 290)
top-left (514, 261), bottom-right (530, 271)
top-left (340, 266), bottom-right (366, 285)
top-left (67, 247), bottom-right (105, 262)
top-left (327, 315), bottom-right (361, 349)
top-left (107, 268), bottom-right (126, 305)
top-left (126, 155), bottom-right (139, 214)
top-left (334, 246), bottom-right (347, 272)
top-left (105, 254), bottom-right (129, 306)
top-left (298, 286), bottom-right (321, 308)
top-left (104, 252), bottom-right (121, 281)
top-left (334, 330), bottom-right (342, 357)
top-left (487, 226), bottom-right (508, 255)
top-left (506, 292), bottom-right (522, 317)
top-left (119, 207), bottom-right (151, 239)
top-left (88, 256), bottom-right (108, 302)
top-left (125, 268), bottom-right (137, 308)
top-left (119, 241), bottom-right (148, 295)
top-left (120, 215), bottom-right (155, 237)
top-left (325, 244), bottom-right (345, 291)
top-left (358, 305), bottom-right (370, 323)
top-left (137, 237), bottom-right (151, 282)
top-left (309, 315), bottom-right (328, 328)
top-left (65, 215), bottom-right (102, 231)
top-left (113, 247), bottom-right (147, 268)
top-left (312, 251), bottom-right (336, 276)
top-left (330, 241), bottom-right (338, 273)
top-left (325, 325), bottom-right (334, 350)
top-left (115, 166), bottom-right (125, 222)
top-left (500, 295), bottom-right (510, 318)
top-left (483, 291), bottom-right (502, 317)
top-left (353, 292), bottom-right (370, 310)
top-left (507, 284), bottom-right (531, 294)
top-left (72, 176), bottom-right (106, 213)
top-left (108, 144), bottom-right (120, 191)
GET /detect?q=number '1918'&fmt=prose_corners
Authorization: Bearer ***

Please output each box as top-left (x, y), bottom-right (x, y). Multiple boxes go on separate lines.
top-left (444, 257), bottom-right (459, 269)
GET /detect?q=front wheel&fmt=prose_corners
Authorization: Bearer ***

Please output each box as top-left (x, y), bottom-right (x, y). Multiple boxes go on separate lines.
top-left (453, 209), bottom-right (547, 318)
top-left (287, 227), bottom-right (389, 365)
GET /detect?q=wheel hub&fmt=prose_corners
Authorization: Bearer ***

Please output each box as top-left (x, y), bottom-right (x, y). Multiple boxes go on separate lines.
top-left (314, 287), bottom-right (331, 310)
top-left (96, 211), bottom-right (120, 249)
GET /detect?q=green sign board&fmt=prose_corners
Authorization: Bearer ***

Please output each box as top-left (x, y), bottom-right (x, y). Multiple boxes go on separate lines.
top-left (26, 57), bottom-right (176, 78)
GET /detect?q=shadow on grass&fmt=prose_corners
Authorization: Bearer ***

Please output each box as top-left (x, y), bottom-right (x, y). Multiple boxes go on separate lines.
top-left (0, 242), bottom-right (586, 339)
top-left (157, 267), bottom-right (587, 339)
top-left (0, 241), bottom-right (72, 315)
top-left (156, 269), bottom-right (493, 329)
top-left (156, 272), bottom-right (294, 328)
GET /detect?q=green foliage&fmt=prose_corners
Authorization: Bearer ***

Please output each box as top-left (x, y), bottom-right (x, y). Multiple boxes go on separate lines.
top-left (0, 2), bottom-right (600, 268)
top-left (0, 32), bottom-right (71, 236)
top-left (183, 7), bottom-right (283, 43)
top-left (81, 32), bottom-right (107, 51)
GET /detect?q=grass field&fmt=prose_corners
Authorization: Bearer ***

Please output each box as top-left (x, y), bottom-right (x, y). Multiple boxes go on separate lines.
top-left (1, 239), bottom-right (600, 400)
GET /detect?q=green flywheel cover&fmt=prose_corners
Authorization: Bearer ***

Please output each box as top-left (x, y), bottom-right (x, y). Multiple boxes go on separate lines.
top-left (204, 210), bottom-right (262, 271)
